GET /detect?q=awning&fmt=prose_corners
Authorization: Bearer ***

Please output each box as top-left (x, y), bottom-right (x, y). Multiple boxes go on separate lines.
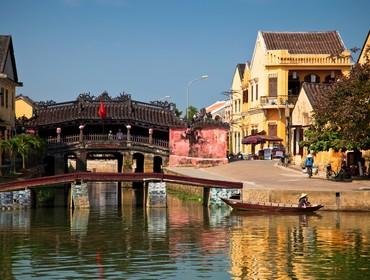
top-left (242, 135), bottom-right (266, 144)
top-left (242, 135), bottom-right (283, 145)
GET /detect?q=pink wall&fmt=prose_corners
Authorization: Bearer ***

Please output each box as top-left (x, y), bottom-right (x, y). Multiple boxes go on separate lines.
top-left (169, 126), bottom-right (228, 167)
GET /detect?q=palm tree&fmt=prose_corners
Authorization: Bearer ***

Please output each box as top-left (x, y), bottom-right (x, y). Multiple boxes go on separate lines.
top-left (0, 137), bottom-right (18, 174)
top-left (16, 134), bottom-right (43, 169)
top-left (0, 134), bottom-right (44, 174)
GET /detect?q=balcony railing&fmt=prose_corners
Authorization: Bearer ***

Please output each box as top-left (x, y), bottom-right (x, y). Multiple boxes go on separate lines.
top-left (260, 95), bottom-right (298, 107)
top-left (47, 133), bottom-right (169, 148)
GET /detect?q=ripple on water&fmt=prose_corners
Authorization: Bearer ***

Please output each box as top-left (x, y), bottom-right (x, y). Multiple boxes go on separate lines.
top-left (3, 203), bottom-right (370, 279)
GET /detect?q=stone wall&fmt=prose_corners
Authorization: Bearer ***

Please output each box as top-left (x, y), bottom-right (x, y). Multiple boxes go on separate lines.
top-left (0, 190), bottom-right (31, 210)
top-left (169, 126), bottom-right (228, 167)
top-left (242, 188), bottom-right (370, 211)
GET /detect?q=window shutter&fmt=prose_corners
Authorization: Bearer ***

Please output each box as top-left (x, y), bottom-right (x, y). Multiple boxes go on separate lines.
top-left (268, 124), bottom-right (277, 136)
top-left (269, 78), bottom-right (277, 97)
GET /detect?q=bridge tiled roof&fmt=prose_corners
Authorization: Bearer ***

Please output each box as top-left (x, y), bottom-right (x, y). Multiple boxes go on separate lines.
top-left (261, 31), bottom-right (345, 54)
top-left (26, 93), bottom-right (185, 130)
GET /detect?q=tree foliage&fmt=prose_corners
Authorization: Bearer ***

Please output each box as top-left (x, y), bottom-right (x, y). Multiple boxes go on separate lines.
top-left (185, 105), bottom-right (198, 121)
top-left (0, 134), bottom-right (44, 173)
top-left (301, 55), bottom-right (370, 152)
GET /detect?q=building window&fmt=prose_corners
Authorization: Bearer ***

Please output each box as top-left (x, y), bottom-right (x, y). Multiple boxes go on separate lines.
top-left (0, 88), bottom-right (4, 107)
top-left (324, 72), bottom-right (337, 83)
top-left (5, 89), bottom-right (8, 108)
top-left (251, 85), bottom-right (254, 102)
top-left (269, 77), bottom-right (278, 97)
top-left (256, 84), bottom-right (258, 101)
top-left (268, 124), bottom-right (277, 136)
top-left (304, 73), bottom-right (320, 83)
top-left (243, 89), bottom-right (248, 103)
top-left (12, 89), bottom-right (15, 110)
top-left (288, 74), bottom-right (300, 96)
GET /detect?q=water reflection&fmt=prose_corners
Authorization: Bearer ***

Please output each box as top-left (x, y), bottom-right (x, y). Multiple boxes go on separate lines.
top-left (0, 197), bottom-right (370, 279)
top-left (227, 211), bottom-right (370, 280)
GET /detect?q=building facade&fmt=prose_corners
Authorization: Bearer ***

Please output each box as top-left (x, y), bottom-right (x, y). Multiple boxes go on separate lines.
top-left (358, 30), bottom-right (370, 65)
top-left (0, 35), bottom-right (22, 171)
top-left (205, 100), bottom-right (230, 122)
top-left (0, 35), bottom-right (22, 139)
top-left (15, 94), bottom-right (35, 119)
top-left (229, 63), bottom-right (246, 155)
top-left (239, 31), bottom-right (352, 157)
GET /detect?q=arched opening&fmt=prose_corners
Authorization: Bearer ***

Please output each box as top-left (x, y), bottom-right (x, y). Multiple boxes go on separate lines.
top-left (44, 156), bottom-right (55, 176)
top-left (132, 152), bottom-right (145, 206)
top-left (288, 73), bottom-right (301, 96)
top-left (86, 152), bottom-right (120, 207)
top-left (65, 153), bottom-right (76, 173)
top-left (153, 156), bottom-right (163, 173)
top-left (304, 73), bottom-right (320, 83)
top-left (132, 153), bottom-right (144, 173)
top-left (324, 74), bottom-right (335, 83)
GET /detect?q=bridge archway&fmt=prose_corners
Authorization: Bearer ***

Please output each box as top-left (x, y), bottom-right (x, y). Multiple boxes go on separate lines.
top-left (86, 152), bottom-right (123, 173)
top-left (65, 152), bottom-right (77, 173)
top-left (133, 153), bottom-right (144, 173)
top-left (153, 156), bottom-right (163, 173)
top-left (44, 156), bottom-right (55, 176)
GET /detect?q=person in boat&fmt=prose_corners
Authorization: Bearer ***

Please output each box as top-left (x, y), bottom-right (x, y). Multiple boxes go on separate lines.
top-left (298, 193), bottom-right (311, 208)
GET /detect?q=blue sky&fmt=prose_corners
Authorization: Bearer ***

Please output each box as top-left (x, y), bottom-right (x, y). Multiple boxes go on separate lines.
top-left (1, 0), bottom-right (369, 113)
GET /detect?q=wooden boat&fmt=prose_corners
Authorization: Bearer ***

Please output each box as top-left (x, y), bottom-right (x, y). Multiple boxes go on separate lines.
top-left (221, 198), bottom-right (323, 213)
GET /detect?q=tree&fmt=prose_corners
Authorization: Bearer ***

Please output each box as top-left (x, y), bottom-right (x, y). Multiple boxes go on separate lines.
top-left (0, 137), bottom-right (18, 174)
top-left (185, 106), bottom-right (198, 122)
top-left (0, 134), bottom-right (44, 173)
top-left (301, 56), bottom-right (370, 152)
top-left (16, 134), bottom-right (43, 169)
top-left (175, 108), bottom-right (182, 118)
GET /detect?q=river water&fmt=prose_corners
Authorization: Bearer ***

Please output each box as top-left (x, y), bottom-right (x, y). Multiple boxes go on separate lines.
top-left (1, 195), bottom-right (370, 280)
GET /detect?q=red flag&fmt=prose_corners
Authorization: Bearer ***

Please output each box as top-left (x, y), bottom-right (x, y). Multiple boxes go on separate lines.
top-left (98, 98), bottom-right (106, 119)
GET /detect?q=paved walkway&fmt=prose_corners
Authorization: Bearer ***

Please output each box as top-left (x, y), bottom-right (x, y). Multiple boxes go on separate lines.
top-left (166, 160), bottom-right (370, 192)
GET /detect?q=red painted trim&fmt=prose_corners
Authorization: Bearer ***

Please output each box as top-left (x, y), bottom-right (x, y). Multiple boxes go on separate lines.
top-left (0, 172), bottom-right (243, 192)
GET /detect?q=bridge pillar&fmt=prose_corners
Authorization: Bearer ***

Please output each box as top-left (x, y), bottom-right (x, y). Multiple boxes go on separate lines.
top-left (203, 187), bottom-right (210, 207)
top-left (122, 152), bottom-right (133, 173)
top-left (144, 181), bottom-right (167, 208)
top-left (76, 151), bottom-right (87, 172)
top-left (70, 182), bottom-right (90, 209)
top-left (119, 186), bottom-right (136, 207)
top-left (144, 154), bottom-right (154, 173)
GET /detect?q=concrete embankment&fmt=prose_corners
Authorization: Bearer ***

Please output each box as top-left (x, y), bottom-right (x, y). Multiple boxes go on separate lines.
top-left (165, 160), bottom-right (370, 211)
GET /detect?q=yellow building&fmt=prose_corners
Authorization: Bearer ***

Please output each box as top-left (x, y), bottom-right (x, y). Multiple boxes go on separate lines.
top-left (357, 30), bottom-right (370, 65)
top-left (15, 94), bottom-right (35, 119)
top-left (239, 31), bottom-right (352, 156)
top-left (0, 35), bottom-right (22, 140)
top-left (229, 63), bottom-right (246, 155)
top-left (291, 82), bottom-right (344, 169)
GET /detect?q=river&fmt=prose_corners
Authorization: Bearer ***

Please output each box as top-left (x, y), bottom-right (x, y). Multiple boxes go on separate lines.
top-left (1, 195), bottom-right (370, 279)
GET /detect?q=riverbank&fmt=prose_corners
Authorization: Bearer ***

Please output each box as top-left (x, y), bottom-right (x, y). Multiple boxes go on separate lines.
top-left (165, 160), bottom-right (370, 211)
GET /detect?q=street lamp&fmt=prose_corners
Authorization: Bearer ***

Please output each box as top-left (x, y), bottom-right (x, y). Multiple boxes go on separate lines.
top-left (186, 74), bottom-right (208, 121)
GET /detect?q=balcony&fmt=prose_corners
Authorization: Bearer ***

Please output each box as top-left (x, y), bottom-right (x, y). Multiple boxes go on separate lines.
top-left (260, 95), bottom-right (298, 107)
